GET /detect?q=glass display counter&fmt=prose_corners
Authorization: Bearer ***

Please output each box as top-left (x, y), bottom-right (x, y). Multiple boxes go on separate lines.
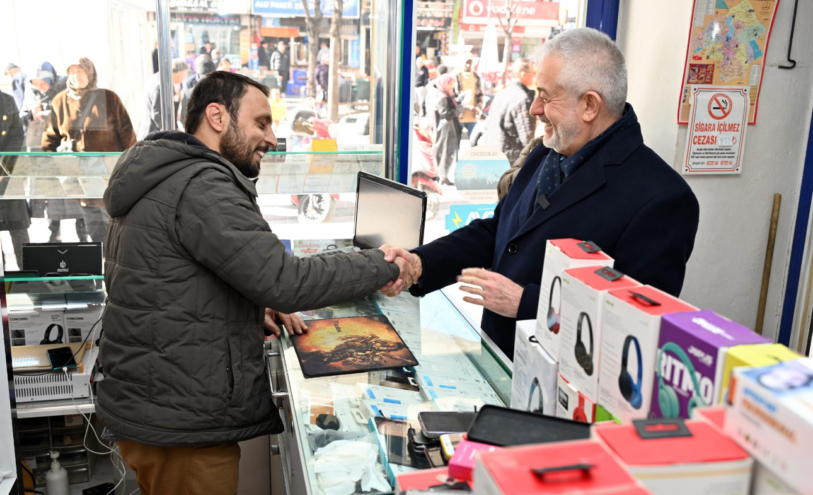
top-left (267, 265), bottom-right (512, 495)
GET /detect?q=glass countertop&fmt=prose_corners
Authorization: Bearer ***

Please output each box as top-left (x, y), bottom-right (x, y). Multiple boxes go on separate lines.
top-left (271, 289), bottom-right (511, 495)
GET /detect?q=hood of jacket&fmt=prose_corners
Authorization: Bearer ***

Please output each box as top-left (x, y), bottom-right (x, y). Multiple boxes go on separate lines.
top-left (104, 131), bottom-right (258, 217)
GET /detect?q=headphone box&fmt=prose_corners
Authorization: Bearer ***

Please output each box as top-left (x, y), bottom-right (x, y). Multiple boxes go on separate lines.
top-left (472, 440), bottom-right (651, 495)
top-left (557, 266), bottom-right (641, 402)
top-left (510, 320), bottom-right (558, 417)
top-left (724, 358), bottom-right (813, 495)
top-left (535, 239), bottom-right (614, 362)
top-left (594, 419), bottom-right (753, 495)
top-left (597, 286), bottom-right (697, 424)
top-left (556, 373), bottom-right (596, 423)
top-left (7, 294), bottom-right (67, 347)
top-left (650, 310), bottom-right (769, 419)
top-left (718, 343), bottom-right (799, 404)
top-left (64, 292), bottom-right (105, 344)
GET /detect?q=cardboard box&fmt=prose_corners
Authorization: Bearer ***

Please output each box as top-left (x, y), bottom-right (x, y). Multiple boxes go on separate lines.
top-left (595, 404), bottom-right (622, 424)
top-left (725, 358), bottom-right (813, 495)
top-left (510, 320), bottom-right (557, 417)
top-left (556, 373), bottom-right (595, 423)
top-left (8, 294), bottom-right (67, 347)
top-left (719, 343), bottom-right (799, 403)
top-left (650, 310), bottom-right (769, 419)
top-left (395, 467), bottom-right (467, 495)
top-left (449, 438), bottom-right (501, 481)
top-left (594, 419), bottom-right (753, 495)
top-left (535, 239), bottom-right (614, 362)
top-left (558, 266), bottom-right (640, 402)
top-left (597, 286), bottom-right (697, 423)
top-left (473, 440), bottom-right (650, 495)
top-left (64, 293), bottom-right (105, 345)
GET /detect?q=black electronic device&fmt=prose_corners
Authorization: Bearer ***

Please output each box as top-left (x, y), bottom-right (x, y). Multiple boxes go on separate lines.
top-left (465, 405), bottom-right (590, 447)
top-left (425, 446), bottom-right (446, 468)
top-left (418, 411), bottom-right (476, 439)
top-left (40, 323), bottom-right (65, 345)
top-left (83, 483), bottom-right (116, 495)
top-left (46, 346), bottom-right (78, 370)
top-left (22, 242), bottom-right (103, 277)
top-left (354, 171), bottom-right (427, 250)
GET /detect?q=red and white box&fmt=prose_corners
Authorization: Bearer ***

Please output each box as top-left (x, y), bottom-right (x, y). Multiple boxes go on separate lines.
top-left (535, 239), bottom-right (613, 361)
top-left (395, 467), bottom-right (468, 494)
top-left (558, 266), bottom-right (640, 402)
top-left (556, 373), bottom-right (595, 424)
top-left (597, 286), bottom-right (697, 423)
top-left (594, 419), bottom-right (753, 495)
top-left (448, 437), bottom-right (501, 481)
top-left (473, 440), bottom-right (652, 495)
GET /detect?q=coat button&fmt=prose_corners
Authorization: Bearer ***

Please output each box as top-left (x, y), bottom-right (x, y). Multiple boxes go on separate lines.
top-left (507, 243), bottom-right (518, 254)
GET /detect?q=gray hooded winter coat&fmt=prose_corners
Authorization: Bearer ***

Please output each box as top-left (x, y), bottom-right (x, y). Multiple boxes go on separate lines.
top-left (97, 133), bottom-right (400, 446)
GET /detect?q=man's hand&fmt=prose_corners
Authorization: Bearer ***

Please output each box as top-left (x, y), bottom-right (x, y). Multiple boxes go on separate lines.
top-left (264, 308), bottom-right (308, 337)
top-left (457, 268), bottom-right (524, 318)
top-left (379, 245), bottom-right (423, 297)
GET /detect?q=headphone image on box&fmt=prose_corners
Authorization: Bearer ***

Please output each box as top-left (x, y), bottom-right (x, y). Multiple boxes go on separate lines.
top-left (40, 323), bottom-right (64, 345)
top-left (574, 312), bottom-right (594, 376)
top-left (618, 335), bottom-right (643, 409)
top-left (572, 394), bottom-right (588, 422)
top-left (527, 377), bottom-right (544, 413)
top-left (656, 342), bottom-right (707, 418)
top-left (546, 276), bottom-right (562, 334)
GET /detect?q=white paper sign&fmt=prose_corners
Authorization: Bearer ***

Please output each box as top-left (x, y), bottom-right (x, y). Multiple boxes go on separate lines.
top-left (683, 87), bottom-right (749, 175)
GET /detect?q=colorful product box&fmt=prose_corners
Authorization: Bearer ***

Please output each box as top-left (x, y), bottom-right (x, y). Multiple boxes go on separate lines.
top-left (598, 286), bottom-right (697, 423)
top-left (556, 373), bottom-right (595, 423)
top-left (473, 440), bottom-right (652, 495)
top-left (725, 358), bottom-right (813, 495)
top-left (719, 343), bottom-right (799, 403)
top-left (449, 438), bottom-right (501, 481)
top-left (510, 320), bottom-right (557, 417)
top-left (594, 419), bottom-right (753, 495)
top-left (535, 239), bottom-right (613, 361)
top-left (558, 266), bottom-right (640, 402)
top-left (650, 310), bottom-right (769, 419)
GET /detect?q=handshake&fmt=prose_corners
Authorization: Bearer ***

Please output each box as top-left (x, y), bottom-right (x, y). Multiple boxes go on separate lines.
top-left (378, 245), bottom-right (423, 297)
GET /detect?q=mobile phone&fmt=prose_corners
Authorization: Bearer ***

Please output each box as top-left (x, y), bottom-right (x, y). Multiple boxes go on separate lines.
top-left (466, 405), bottom-right (590, 447)
top-left (439, 433), bottom-right (462, 460)
top-left (418, 411), bottom-right (476, 439)
top-left (425, 446), bottom-right (446, 468)
top-left (47, 346), bottom-right (78, 370)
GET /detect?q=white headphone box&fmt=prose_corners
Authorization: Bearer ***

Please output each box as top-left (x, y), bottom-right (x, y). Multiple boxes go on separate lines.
top-left (535, 239), bottom-right (613, 362)
top-left (597, 286), bottom-right (697, 424)
top-left (511, 320), bottom-right (557, 417)
top-left (7, 293), bottom-right (67, 346)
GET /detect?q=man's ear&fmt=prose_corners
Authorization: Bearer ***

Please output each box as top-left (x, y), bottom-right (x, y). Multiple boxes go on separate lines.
top-left (205, 103), bottom-right (227, 133)
top-left (581, 91), bottom-right (602, 123)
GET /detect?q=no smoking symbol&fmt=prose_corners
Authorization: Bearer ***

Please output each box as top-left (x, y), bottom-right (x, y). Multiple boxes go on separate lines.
top-left (708, 94), bottom-right (733, 120)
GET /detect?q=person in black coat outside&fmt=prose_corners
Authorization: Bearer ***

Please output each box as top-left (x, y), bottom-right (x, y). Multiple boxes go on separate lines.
top-left (0, 90), bottom-right (31, 267)
top-left (381, 28), bottom-right (700, 359)
top-left (270, 41), bottom-right (291, 94)
top-left (258, 40), bottom-right (271, 69)
top-left (432, 74), bottom-right (461, 187)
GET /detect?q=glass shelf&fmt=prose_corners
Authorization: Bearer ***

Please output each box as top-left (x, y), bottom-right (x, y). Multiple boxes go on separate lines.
top-left (5, 275), bottom-right (103, 282)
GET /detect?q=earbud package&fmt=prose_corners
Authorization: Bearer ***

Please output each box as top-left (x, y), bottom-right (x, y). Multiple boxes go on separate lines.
top-left (557, 266), bottom-right (640, 403)
top-left (598, 286), bottom-right (696, 423)
top-left (650, 310), bottom-right (768, 419)
top-left (535, 239), bottom-right (614, 362)
top-left (555, 373), bottom-right (595, 424)
top-left (510, 320), bottom-right (557, 417)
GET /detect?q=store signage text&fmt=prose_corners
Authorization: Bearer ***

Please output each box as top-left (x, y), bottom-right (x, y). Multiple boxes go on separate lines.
top-left (252, 0), bottom-right (360, 19)
top-left (463, 0), bottom-right (559, 20)
top-left (417, 17), bottom-right (452, 28)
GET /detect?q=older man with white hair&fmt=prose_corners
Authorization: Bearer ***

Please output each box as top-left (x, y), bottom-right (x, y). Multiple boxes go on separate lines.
top-left (384, 28), bottom-right (699, 358)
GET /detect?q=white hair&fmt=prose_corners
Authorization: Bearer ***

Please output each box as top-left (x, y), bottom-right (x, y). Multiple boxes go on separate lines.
top-left (539, 28), bottom-right (627, 117)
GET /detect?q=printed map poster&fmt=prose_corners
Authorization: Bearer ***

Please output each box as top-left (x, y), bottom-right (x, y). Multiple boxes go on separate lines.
top-left (678, 0), bottom-right (780, 125)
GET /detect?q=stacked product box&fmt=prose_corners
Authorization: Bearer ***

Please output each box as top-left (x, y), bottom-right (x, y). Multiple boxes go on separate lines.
top-left (650, 310), bottom-right (770, 419)
top-left (8, 294), bottom-right (67, 347)
top-left (718, 343), bottom-right (800, 404)
top-left (556, 373), bottom-right (596, 423)
top-left (510, 320), bottom-right (557, 417)
top-left (597, 286), bottom-right (697, 423)
top-left (535, 239), bottom-right (614, 362)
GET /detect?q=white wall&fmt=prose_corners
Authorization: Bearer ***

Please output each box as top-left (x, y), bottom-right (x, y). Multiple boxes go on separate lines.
top-left (616, 0), bottom-right (813, 341)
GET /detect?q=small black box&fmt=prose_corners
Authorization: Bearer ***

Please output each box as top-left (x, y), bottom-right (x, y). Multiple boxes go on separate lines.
top-left (22, 242), bottom-right (103, 277)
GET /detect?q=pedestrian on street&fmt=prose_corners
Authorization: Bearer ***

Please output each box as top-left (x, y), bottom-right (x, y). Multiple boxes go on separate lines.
top-left (270, 41), bottom-right (291, 94)
top-left (456, 58), bottom-right (483, 140)
top-left (0, 89), bottom-right (31, 267)
top-left (4, 63), bottom-right (26, 111)
top-left (482, 58), bottom-right (537, 164)
top-left (433, 74), bottom-right (461, 187)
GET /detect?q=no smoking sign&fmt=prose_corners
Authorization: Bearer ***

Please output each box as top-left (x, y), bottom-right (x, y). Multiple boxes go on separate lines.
top-left (684, 87), bottom-right (749, 175)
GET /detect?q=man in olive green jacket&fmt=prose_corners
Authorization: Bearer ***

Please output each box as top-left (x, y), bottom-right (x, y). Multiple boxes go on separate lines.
top-left (99, 72), bottom-right (412, 495)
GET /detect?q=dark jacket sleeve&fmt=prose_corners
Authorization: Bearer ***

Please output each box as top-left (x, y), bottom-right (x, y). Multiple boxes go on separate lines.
top-left (612, 185), bottom-right (699, 296)
top-left (0, 93), bottom-right (24, 170)
top-left (410, 199), bottom-right (504, 297)
top-left (175, 169), bottom-right (401, 314)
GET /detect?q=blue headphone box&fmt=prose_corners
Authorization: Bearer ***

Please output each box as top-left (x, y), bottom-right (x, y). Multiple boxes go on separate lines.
top-left (650, 310), bottom-right (769, 419)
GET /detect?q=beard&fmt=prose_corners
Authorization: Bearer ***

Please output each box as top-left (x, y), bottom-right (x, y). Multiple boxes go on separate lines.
top-left (541, 111), bottom-right (581, 155)
top-left (220, 123), bottom-right (265, 179)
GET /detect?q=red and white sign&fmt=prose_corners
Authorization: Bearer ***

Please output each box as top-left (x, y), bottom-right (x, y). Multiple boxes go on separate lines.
top-left (462, 0), bottom-right (559, 26)
top-left (683, 87), bottom-right (749, 175)
top-left (459, 23), bottom-right (525, 34)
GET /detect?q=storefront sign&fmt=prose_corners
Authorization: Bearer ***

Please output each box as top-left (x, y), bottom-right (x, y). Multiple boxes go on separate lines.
top-left (349, 39), bottom-right (361, 68)
top-left (240, 29), bottom-right (251, 65)
top-left (683, 87), bottom-right (749, 175)
top-left (459, 23), bottom-right (525, 34)
top-left (678, 0), bottom-right (779, 125)
top-left (446, 204), bottom-right (497, 232)
top-left (170, 0), bottom-right (218, 12)
top-left (417, 17), bottom-right (452, 29)
top-left (252, 0), bottom-right (360, 19)
top-left (260, 26), bottom-right (301, 37)
top-left (454, 146), bottom-right (510, 204)
top-left (462, 0), bottom-right (559, 24)
top-left (170, 13), bottom-right (241, 24)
